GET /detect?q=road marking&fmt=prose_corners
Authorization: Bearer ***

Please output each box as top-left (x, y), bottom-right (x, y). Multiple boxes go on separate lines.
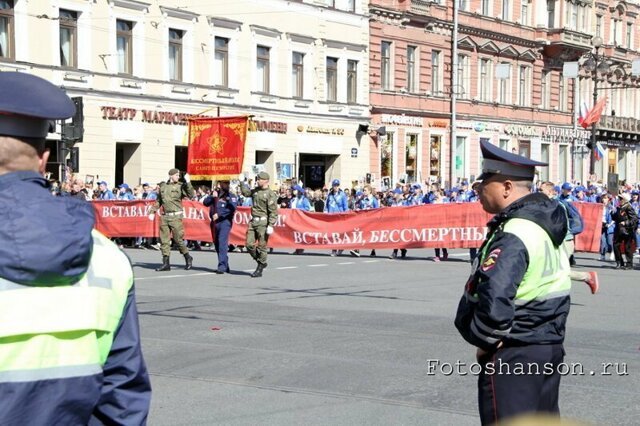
top-left (308, 264), bottom-right (328, 267)
top-left (276, 266), bottom-right (298, 270)
top-left (363, 260), bottom-right (380, 263)
top-left (243, 269), bottom-right (255, 273)
top-left (136, 272), bottom-right (213, 281)
top-left (337, 262), bottom-right (354, 265)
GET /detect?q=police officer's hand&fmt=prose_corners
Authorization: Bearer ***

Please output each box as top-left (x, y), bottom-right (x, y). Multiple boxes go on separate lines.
top-left (148, 213), bottom-right (155, 221)
top-left (211, 190), bottom-right (218, 198)
top-left (183, 173), bottom-right (191, 183)
top-left (266, 226), bottom-right (274, 235)
top-left (213, 213), bottom-right (219, 221)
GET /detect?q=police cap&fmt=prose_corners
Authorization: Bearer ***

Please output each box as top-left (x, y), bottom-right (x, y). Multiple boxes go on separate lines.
top-left (256, 171), bottom-right (270, 180)
top-left (0, 72), bottom-right (75, 139)
top-left (478, 140), bottom-right (547, 181)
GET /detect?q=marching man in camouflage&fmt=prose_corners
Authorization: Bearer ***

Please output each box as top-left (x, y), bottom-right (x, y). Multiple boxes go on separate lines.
top-left (149, 168), bottom-right (195, 271)
top-left (240, 172), bottom-right (278, 278)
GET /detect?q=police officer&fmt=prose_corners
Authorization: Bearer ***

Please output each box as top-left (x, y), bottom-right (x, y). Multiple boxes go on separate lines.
top-left (203, 180), bottom-right (237, 274)
top-left (149, 168), bottom-right (196, 271)
top-left (240, 172), bottom-right (278, 277)
top-left (455, 140), bottom-right (571, 424)
top-left (0, 72), bottom-right (150, 424)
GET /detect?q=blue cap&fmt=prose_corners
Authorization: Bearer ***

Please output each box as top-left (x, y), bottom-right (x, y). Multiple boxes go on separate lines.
top-left (411, 183), bottom-right (421, 189)
top-left (119, 183), bottom-right (129, 189)
top-left (98, 181), bottom-right (108, 187)
top-left (393, 188), bottom-right (402, 194)
top-left (332, 179), bottom-right (340, 186)
top-left (478, 140), bottom-right (547, 180)
top-left (356, 190), bottom-right (363, 197)
top-left (561, 182), bottom-right (573, 191)
top-left (554, 185), bottom-right (561, 194)
top-left (0, 72), bottom-right (75, 139)
top-left (292, 185), bottom-right (303, 192)
top-left (576, 185), bottom-right (586, 192)
top-left (143, 182), bottom-right (150, 186)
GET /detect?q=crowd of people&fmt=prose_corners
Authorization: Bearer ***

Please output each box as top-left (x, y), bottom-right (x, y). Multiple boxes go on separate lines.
top-left (50, 173), bottom-right (640, 267)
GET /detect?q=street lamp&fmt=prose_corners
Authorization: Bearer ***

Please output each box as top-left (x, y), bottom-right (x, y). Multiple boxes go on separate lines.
top-left (582, 36), bottom-right (610, 176)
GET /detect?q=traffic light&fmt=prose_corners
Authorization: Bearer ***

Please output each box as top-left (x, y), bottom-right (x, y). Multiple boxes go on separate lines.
top-left (586, 141), bottom-right (594, 150)
top-left (61, 97), bottom-right (84, 142)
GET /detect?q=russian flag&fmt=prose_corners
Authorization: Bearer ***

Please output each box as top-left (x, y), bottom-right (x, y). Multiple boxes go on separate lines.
top-left (594, 142), bottom-right (605, 161)
top-left (577, 101), bottom-right (589, 128)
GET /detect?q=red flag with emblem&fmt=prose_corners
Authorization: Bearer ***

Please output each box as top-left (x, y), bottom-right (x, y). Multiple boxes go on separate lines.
top-left (187, 116), bottom-right (248, 180)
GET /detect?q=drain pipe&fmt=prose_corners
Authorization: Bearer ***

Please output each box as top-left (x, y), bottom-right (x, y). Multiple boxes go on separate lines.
top-left (450, 0), bottom-right (459, 188)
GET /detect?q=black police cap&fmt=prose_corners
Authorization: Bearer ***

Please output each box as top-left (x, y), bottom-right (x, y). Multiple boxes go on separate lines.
top-left (0, 72), bottom-right (75, 139)
top-left (478, 140), bottom-right (547, 180)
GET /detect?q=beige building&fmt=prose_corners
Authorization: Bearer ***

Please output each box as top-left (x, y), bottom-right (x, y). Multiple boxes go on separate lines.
top-left (0, 0), bottom-right (370, 189)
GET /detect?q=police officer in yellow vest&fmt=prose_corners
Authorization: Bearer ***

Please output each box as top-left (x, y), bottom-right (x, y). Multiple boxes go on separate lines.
top-left (455, 140), bottom-right (571, 424)
top-left (240, 172), bottom-right (278, 277)
top-left (149, 168), bottom-right (195, 271)
top-left (0, 72), bottom-right (151, 423)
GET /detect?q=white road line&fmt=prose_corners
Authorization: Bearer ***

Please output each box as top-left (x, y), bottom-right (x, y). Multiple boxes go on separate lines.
top-left (308, 264), bottom-right (328, 267)
top-left (136, 272), bottom-right (213, 281)
top-left (276, 266), bottom-right (298, 270)
top-left (243, 269), bottom-right (255, 273)
top-left (337, 262), bottom-right (355, 265)
top-left (362, 260), bottom-right (380, 263)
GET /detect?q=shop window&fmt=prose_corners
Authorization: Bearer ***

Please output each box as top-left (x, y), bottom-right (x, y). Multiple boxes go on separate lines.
top-left (540, 143), bottom-right (550, 181)
top-left (380, 132), bottom-right (394, 185)
top-left (405, 134), bottom-right (418, 183)
top-left (455, 136), bottom-right (467, 181)
top-left (430, 135), bottom-right (441, 179)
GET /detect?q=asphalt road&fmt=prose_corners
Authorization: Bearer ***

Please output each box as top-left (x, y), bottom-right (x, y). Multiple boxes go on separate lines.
top-left (130, 246), bottom-right (640, 426)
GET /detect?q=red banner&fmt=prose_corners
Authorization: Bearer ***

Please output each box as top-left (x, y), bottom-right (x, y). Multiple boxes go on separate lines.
top-left (93, 201), bottom-right (603, 252)
top-left (187, 116), bottom-right (248, 180)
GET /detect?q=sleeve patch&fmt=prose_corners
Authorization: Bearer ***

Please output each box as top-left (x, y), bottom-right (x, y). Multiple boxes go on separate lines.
top-left (481, 248), bottom-right (501, 272)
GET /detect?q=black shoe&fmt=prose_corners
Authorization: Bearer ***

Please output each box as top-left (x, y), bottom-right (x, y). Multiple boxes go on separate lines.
top-left (156, 256), bottom-right (171, 271)
top-left (184, 253), bottom-right (193, 270)
top-left (215, 270), bottom-right (225, 274)
top-left (251, 264), bottom-right (265, 278)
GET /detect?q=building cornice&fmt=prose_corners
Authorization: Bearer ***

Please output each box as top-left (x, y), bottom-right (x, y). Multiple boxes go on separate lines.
top-left (160, 6), bottom-right (199, 21)
top-left (108, 0), bottom-right (150, 12)
top-left (207, 16), bottom-right (243, 31)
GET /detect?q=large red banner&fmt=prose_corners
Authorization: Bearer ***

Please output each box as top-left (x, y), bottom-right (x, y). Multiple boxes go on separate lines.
top-left (187, 116), bottom-right (248, 180)
top-left (93, 201), bottom-right (603, 252)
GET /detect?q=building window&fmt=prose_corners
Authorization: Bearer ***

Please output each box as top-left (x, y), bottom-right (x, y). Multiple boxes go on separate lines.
top-left (458, 0), bottom-right (467, 12)
top-left (326, 56), bottom-right (338, 101)
top-left (380, 132), bottom-right (394, 184)
top-left (617, 149), bottom-right (627, 180)
top-left (559, 73), bottom-right (566, 111)
top-left (347, 59), bottom-right (358, 103)
top-left (540, 143), bottom-right (550, 181)
top-left (497, 63), bottom-right (510, 104)
top-left (479, 58), bottom-right (491, 102)
top-left (566, 3), bottom-right (578, 30)
top-left (626, 23), bottom-right (633, 49)
top-left (596, 15), bottom-right (602, 37)
top-left (431, 50), bottom-right (441, 94)
top-left (405, 134), bottom-right (418, 183)
top-left (116, 19), bottom-right (133, 74)
top-left (558, 145), bottom-right (568, 182)
top-left (381, 41), bottom-right (392, 90)
top-left (59, 9), bottom-right (78, 68)
top-left (457, 54), bottom-right (469, 99)
top-left (0, 0), bottom-right (14, 59)
top-left (214, 37), bottom-right (229, 87)
top-left (292, 51), bottom-right (304, 98)
top-left (346, 0), bottom-right (355, 12)
top-left (481, 0), bottom-right (489, 15)
top-left (520, 0), bottom-right (529, 25)
top-left (518, 140), bottom-right (530, 158)
top-left (429, 135), bottom-right (441, 179)
top-left (499, 139), bottom-right (509, 151)
top-left (455, 136), bottom-right (467, 181)
top-left (541, 70), bottom-right (550, 108)
top-left (612, 20), bottom-right (620, 45)
top-left (501, 0), bottom-right (509, 20)
top-left (256, 45), bottom-right (270, 93)
top-left (407, 45), bottom-right (417, 92)
top-left (168, 28), bottom-right (183, 81)
top-left (547, 0), bottom-right (555, 28)
top-left (518, 65), bottom-right (530, 107)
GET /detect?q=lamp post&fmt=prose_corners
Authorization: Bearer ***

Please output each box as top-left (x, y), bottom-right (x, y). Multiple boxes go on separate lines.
top-left (582, 36), bottom-right (609, 177)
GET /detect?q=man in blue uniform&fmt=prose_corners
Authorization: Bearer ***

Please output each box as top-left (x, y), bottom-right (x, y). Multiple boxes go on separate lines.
top-left (455, 140), bottom-right (571, 424)
top-left (203, 180), bottom-right (237, 274)
top-left (0, 72), bottom-right (150, 424)
top-left (325, 179), bottom-right (348, 256)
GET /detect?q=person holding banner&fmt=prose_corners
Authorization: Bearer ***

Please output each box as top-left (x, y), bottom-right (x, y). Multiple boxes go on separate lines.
top-left (203, 180), bottom-right (237, 274)
top-left (149, 168), bottom-right (195, 271)
top-left (240, 172), bottom-right (278, 278)
top-left (455, 140), bottom-right (572, 424)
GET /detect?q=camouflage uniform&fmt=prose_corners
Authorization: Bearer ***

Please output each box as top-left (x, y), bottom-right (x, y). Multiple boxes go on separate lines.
top-left (240, 178), bottom-right (278, 270)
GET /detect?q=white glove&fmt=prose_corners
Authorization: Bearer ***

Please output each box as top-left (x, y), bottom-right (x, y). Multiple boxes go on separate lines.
top-left (148, 213), bottom-right (155, 221)
top-left (184, 173), bottom-right (191, 183)
top-left (266, 226), bottom-right (274, 235)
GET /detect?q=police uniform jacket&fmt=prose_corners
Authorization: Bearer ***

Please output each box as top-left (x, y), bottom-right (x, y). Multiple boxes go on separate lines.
top-left (203, 190), bottom-right (238, 222)
top-left (455, 192), bottom-right (571, 352)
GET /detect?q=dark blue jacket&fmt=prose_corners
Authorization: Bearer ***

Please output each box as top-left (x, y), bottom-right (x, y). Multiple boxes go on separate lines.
top-left (0, 171), bottom-right (151, 425)
top-left (203, 190), bottom-right (238, 222)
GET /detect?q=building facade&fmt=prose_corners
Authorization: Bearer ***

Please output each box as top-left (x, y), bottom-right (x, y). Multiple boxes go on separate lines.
top-left (0, 0), bottom-right (370, 189)
top-left (368, 0), bottom-right (640, 188)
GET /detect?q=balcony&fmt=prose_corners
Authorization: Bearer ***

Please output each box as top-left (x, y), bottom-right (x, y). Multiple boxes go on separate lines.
top-left (542, 28), bottom-right (592, 62)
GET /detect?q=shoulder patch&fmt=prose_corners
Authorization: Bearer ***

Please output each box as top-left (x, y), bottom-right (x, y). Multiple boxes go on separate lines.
top-left (481, 248), bottom-right (501, 272)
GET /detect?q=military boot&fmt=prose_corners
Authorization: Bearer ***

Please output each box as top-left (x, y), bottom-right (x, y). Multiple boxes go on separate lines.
top-left (251, 264), bottom-right (265, 278)
top-left (156, 256), bottom-right (171, 271)
top-left (184, 253), bottom-right (193, 270)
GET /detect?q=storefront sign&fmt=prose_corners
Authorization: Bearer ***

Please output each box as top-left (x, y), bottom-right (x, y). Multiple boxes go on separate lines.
top-left (248, 120), bottom-right (288, 134)
top-left (504, 124), bottom-right (540, 137)
top-left (542, 126), bottom-right (590, 141)
top-left (351, 148), bottom-right (358, 158)
top-left (297, 125), bottom-right (345, 135)
top-left (381, 114), bottom-right (422, 127)
top-left (604, 139), bottom-right (637, 149)
top-left (428, 120), bottom-right (448, 128)
top-left (457, 121), bottom-right (502, 132)
top-left (100, 106), bottom-right (200, 125)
